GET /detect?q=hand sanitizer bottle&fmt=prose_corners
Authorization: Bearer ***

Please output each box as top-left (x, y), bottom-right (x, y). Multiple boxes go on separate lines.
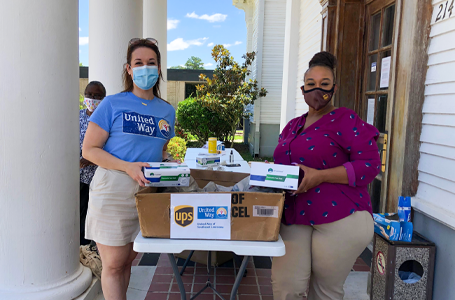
top-left (229, 150), bottom-right (234, 163)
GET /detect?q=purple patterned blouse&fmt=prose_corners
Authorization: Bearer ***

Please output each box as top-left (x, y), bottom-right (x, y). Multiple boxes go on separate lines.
top-left (273, 107), bottom-right (381, 226)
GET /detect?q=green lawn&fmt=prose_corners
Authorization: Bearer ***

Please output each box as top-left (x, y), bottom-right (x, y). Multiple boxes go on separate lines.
top-left (233, 143), bottom-right (274, 162)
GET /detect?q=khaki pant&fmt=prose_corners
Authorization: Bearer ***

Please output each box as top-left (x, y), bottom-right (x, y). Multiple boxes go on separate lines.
top-left (271, 211), bottom-right (373, 300)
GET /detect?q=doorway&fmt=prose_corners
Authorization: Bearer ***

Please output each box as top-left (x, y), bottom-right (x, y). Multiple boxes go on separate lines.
top-left (361, 0), bottom-right (396, 212)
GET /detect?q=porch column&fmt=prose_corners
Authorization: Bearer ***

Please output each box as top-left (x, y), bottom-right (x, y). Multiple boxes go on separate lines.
top-left (0, 1), bottom-right (92, 299)
top-left (89, 0), bottom-right (143, 94)
top-left (143, 0), bottom-right (168, 100)
top-left (280, 0), bottom-right (301, 131)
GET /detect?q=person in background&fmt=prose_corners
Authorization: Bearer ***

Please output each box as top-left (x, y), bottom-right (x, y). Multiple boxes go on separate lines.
top-left (83, 38), bottom-right (175, 300)
top-left (80, 81), bottom-right (106, 246)
top-left (271, 52), bottom-right (381, 300)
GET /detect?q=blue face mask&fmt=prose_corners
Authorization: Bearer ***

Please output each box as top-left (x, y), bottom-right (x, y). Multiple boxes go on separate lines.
top-left (132, 65), bottom-right (159, 90)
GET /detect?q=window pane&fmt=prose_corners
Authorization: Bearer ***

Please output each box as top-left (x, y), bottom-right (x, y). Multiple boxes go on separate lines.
top-left (367, 54), bottom-right (378, 91)
top-left (379, 50), bottom-right (392, 90)
top-left (369, 13), bottom-right (381, 51)
top-left (185, 83), bottom-right (198, 98)
top-left (381, 5), bottom-right (395, 47)
top-left (376, 95), bottom-right (387, 132)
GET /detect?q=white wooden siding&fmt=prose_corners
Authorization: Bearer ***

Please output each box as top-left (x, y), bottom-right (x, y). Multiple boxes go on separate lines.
top-left (294, 0), bottom-right (322, 117)
top-left (249, 0), bottom-right (260, 124)
top-left (414, 2), bottom-right (455, 228)
top-left (260, 0), bottom-right (286, 124)
top-left (251, 0), bottom-right (259, 82)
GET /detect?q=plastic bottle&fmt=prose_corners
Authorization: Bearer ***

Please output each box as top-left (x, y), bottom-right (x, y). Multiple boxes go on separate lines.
top-left (208, 137), bottom-right (217, 154)
top-left (398, 196), bottom-right (411, 222)
top-left (229, 150), bottom-right (234, 163)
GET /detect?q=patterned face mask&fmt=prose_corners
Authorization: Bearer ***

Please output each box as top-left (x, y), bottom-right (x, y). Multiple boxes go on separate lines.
top-left (84, 98), bottom-right (102, 112)
top-left (302, 86), bottom-right (335, 111)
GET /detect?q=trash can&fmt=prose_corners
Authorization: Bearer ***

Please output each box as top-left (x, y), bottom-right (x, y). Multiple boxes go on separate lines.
top-left (370, 232), bottom-right (435, 300)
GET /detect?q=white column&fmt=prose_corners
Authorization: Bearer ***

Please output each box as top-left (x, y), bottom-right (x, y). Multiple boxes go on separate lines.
top-left (89, 0), bottom-right (143, 95)
top-left (0, 1), bottom-right (92, 299)
top-left (143, 0), bottom-right (168, 100)
top-left (280, 0), bottom-right (301, 131)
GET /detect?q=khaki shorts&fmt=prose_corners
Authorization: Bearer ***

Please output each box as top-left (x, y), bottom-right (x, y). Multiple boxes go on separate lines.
top-left (85, 167), bottom-right (140, 246)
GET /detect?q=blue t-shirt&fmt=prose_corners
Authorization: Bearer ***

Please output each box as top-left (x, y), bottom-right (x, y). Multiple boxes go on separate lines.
top-left (89, 92), bottom-right (175, 163)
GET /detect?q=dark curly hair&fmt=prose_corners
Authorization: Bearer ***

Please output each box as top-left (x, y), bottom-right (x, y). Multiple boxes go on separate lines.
top-left (305, 51), bottom-right (337, 80)
top-left (85, 81), bottom-right (106, 97)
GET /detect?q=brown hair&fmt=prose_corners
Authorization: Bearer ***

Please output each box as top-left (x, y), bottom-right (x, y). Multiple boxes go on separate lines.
top-left (122, 40), bottom-right (164, 99)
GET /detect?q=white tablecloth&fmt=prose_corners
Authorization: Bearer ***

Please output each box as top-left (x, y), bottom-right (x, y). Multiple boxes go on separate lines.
top-left (185, 148), bottom-right (244, 162)
top-left (184, 159), bottom-right (251, 174)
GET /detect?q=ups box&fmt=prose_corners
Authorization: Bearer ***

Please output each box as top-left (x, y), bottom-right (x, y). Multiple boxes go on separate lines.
top-left (135, 169), bottom-right (285, 242)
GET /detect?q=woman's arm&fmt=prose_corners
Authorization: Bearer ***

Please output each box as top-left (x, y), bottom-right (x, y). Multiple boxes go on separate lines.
top-left (320, 165), bottom-right (349, 184)
top-left (82, 122), bottom-right (150, 186)
top-left (292, 165), bottom-right (348, 195)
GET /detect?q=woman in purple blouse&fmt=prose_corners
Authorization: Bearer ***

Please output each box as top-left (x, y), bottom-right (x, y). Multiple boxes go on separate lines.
top-left (271, 52), bottom-right (380, 300)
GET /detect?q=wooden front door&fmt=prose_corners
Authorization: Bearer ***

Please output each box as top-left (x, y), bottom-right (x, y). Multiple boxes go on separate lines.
top-left (361, 0), bottom-right (397, 212)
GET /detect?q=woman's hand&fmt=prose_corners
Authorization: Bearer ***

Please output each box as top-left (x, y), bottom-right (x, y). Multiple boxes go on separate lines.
top-left (125, 162), bottom-right (151, 187)
top-left (292, 164), bottom-right (324, 195)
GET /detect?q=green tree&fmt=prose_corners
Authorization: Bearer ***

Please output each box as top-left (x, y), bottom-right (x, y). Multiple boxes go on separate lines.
top-left (170, 65), bottom-right (186, 69)
top-left (170, 56), bottom-right (205, 70)
top-left (196, 45), bottom-right (267, 147)
top-left (185, 56), bottom-right (205, 70)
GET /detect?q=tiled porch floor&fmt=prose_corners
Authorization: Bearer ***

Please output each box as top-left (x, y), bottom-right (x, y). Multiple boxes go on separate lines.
top-left (121, 253), bottom-right (370, 300)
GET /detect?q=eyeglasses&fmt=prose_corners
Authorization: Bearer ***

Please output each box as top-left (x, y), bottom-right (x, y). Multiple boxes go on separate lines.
top-left (128, 38), bottom-right (158, 47)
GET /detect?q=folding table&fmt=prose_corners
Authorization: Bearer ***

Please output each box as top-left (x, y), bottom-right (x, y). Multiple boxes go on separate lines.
top-left (133, 232), bottom-right (285, 300)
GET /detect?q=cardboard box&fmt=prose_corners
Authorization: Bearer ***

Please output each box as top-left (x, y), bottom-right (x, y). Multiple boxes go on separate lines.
top-left (196, 154), bottom-right (221, 166)
top-left (249, 162), bottom-right (299, 190)
top-left (136, 169), bottom-right (285, 242)
top-left (143, 163), bottom-right (191, 187)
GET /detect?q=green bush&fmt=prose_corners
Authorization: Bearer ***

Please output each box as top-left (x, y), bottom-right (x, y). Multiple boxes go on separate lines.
top-left (177, 97), bottom-right (231, 146)
top-left (167, 137), bottom-right (187, 162)
top-left (174, 121), bottom-right (189, 140)
top-left (79, 94), bottom-right (84, 110)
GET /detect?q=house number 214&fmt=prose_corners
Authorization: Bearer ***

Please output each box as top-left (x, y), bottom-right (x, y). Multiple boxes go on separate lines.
top-left (436, 0), bottom-right (454, 22)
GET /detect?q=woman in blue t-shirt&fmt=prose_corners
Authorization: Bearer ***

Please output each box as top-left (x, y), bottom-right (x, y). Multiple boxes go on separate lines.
top-left (83, 38), bottom-right (175, 299)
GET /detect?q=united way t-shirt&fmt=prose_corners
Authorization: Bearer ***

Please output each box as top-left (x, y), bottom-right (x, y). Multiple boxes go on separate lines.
top-left (89, 92), bottom-right (175, 163)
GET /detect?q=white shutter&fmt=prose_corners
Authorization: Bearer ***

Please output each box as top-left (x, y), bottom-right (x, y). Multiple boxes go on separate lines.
top-left (294, 0), bottom-right (322, 117)
top-left (259, 0), bottom-right (286, 124)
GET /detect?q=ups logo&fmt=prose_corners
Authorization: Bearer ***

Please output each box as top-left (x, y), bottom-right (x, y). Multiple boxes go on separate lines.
top-left (175, 205), bottom-right (194, 227)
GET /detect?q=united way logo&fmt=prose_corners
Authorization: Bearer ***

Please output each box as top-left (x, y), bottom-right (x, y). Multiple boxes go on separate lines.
top-left (198, 206), bottom-right (229, 219)
top-left (122, 111), bottom-right (171, 139)
top-left (159, 119), bottom-right (170, 138)
top-left (216, 207), bottom-right (228, 219)
top-left (268, 168), bottom-right (273, 173)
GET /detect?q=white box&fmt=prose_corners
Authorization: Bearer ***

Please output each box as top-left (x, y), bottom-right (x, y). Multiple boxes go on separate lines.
top-left (249, 162), bottom-right (299, 190)
top-left (143, 163), bottom-right (191, 187)
top-left (196, 154), bottom-right (221, 166)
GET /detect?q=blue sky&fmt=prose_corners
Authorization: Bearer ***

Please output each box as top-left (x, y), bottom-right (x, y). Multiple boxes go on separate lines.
top-left (79, 0), bottom-right (247, 69)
